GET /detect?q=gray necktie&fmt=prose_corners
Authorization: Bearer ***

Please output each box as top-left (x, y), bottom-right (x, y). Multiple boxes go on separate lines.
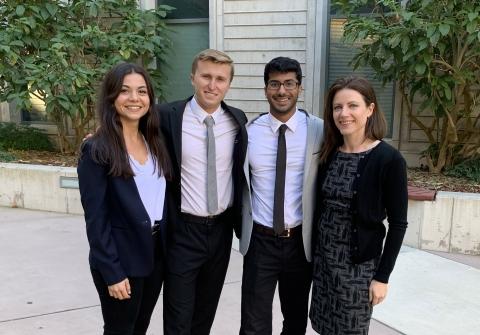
top-left (204, 116), bottom-right (218, 214)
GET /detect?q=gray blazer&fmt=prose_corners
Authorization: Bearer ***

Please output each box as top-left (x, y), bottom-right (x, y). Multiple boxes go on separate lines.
top-left (239, 110), bottom-right (324, 262)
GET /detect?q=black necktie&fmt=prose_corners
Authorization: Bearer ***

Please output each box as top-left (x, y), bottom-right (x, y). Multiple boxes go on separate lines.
top-left (273, 124), bottom-right (288, 235)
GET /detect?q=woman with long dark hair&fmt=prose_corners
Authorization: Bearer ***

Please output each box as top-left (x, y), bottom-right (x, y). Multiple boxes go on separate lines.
top-left (310, 76), bottom-right (408, 334)
top-left (77, 62), bottom-right (172, 334)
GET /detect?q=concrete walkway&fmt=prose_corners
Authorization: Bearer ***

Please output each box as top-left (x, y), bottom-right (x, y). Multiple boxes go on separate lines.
top-left (1, 207), bottom-right (479, 334)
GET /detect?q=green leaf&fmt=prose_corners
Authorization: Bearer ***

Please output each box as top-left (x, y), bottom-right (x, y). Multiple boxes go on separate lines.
top-left (439, 24), bottom-right (450, 36)
top-left (389, 35), bottom-right (402, 48)
top-left (444, 86), bottom-right (452, 100)
top-left (40, 8), bottom-right (50, 20)
top-left (45, 3), bottom-right (58, 17)
top-left (418, 40), bottom-right (429, 51)
top-left (427, 25), bottom-right (436, 38)
top-left (89, 4), bottom-right (98, 17)
top-left (468, 12), bottom-right (478, 22)
top-left (402, 12), bottom-right (414, 21)
top-left (119, 50), bottom-right (131, 59)
top-left (0, 45), bottom-right (11, 53)
top-left (467, 22), bottom-right (477, 34)
top-left (421, 0), bottom-right (433, 8)
top-left (16, 5), bottom-right (25, 16)
top-left (9, 40), bottom-right (24, 47)
top-left (430, 32), bottom-right (440, 46)
top-left (401, 36), bottom-right (410, 53)
top-left (415, 63), bottom-right (427, 75)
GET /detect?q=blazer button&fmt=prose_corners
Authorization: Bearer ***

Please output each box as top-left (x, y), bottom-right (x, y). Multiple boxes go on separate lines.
top-left (354, 246), bottom-right (358, 250)
top-left (356, 173), bottom-right (360, 177)
top-left (353, 190), bottom-right (357, 194)
top-left (353, 228), bottom-right (357, 233)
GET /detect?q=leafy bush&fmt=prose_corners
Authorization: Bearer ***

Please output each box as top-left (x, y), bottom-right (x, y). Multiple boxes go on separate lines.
top-left (445, 158), bottom-right (480, 183)
top-left (0, 150), bottom-right (16, 162)
top-left (0, 122), bottom-right (53, 151)
top-left (337, 0), bottom-right (480, 173)
top-left (0, 1), bottom-right (173, 153)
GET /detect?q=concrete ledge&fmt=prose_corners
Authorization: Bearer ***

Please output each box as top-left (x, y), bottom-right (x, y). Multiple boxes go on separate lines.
top-left (2, 163), bottom-right (478, 255)
top-left (0, 163), bottom-right (83, 215)
top-left (404, 190), bottom-right (480, 255)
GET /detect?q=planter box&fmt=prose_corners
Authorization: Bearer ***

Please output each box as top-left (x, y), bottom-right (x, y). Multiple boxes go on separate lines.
top-left (1, 162), bottom-right (479, 255)
top-left (404, 191), bottom-right (480, 255)
top-left (0, 163), bottom-right (82, 215)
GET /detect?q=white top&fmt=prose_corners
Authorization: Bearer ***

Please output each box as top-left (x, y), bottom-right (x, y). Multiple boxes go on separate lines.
top-left (130, 147), bottom-right (166, 225)
top-left (180, 96), bottom-right (238, 216)
top-left (248, 109), bottom-right (307, 228)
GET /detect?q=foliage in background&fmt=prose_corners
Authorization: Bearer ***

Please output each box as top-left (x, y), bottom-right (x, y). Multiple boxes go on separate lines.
top-left (0, 150), bottom-right (16, 162)
top-left (334, 0), bottom-right (480, 173)
top-left (0, 0), bottom-right (173, 153)
top-left (0, 122), bottom-right (53, 151)
top-left (445, 157), bottom-right (480, 182)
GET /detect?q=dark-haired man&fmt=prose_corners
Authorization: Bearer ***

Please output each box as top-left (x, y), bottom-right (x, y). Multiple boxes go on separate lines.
top-left (239, 57), bottom-right (323, 335)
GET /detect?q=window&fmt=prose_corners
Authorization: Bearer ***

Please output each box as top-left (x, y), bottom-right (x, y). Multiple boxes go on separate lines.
top-left (157, 0), bottom-right (209, 102)
top-left (21, 91), bottom-right (52, 122)
top-left (328, 7), bottom-right (395, 136)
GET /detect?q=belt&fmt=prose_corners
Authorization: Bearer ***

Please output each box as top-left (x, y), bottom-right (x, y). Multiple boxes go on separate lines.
top-left (253, 222), bottom-right (302, 238)
top-left (180, 208), bottom-right (231, 226)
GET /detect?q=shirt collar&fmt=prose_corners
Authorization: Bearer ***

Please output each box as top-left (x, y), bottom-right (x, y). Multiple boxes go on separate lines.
top-left (190, 96), bottom-right (223, 124)
top-left (268, 108), bottom-right (300, 134)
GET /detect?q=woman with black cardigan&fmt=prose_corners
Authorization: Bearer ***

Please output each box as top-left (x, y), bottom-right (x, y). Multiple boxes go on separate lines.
top-left (309, 76), bottom-right (408, 334)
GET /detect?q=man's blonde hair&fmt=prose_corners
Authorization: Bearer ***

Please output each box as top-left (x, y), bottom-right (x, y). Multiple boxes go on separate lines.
top-left (191, 49), bottom-right (234, 82)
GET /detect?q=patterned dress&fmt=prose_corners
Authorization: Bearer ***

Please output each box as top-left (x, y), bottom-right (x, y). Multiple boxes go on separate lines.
top-left (310, 150), bottom-right (378, 335)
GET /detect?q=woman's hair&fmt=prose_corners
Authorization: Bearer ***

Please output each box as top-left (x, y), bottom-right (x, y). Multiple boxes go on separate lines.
top-left (88, 62), bottom-right (172, 179)
top-left (319, 76), bottom-right (387, 163)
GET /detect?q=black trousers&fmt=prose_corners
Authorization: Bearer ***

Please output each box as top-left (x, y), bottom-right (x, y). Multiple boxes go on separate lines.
top-left (91, 234), bottom-right (164, 335)
top-left (163, 213), bottom-right (233, 335)
top-left (240, 226), bottom-right (312, 335)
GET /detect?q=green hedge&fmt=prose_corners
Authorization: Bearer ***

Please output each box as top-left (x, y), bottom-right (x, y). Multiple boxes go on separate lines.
top-left (0, 150), bottom-right (16, 162)
top-left (446, 158), bottom-right (480, 183)
top-left (0, 122), bottom-right (53, 151)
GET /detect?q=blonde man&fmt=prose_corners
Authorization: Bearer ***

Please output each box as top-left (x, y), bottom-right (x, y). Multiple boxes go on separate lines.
top-left (159, 49), bottom-right (248, 335)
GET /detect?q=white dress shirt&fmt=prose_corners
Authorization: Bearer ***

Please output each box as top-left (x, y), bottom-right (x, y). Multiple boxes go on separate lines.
top-left (180, 96), bottom-right (238, 216)
top-left (130, 147), bottom-right (166, 225)
top-left (248, 109), bottom-right (307, 228)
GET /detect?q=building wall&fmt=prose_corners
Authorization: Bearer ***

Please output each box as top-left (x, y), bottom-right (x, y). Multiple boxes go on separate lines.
top-left (0, 102), bottom-right (10, 122)
top-left (211, 0), bottom-right (328, 119)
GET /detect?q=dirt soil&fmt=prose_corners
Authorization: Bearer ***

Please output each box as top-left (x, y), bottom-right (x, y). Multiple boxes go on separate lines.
top-left (5, 149), bottom-right (480, 193)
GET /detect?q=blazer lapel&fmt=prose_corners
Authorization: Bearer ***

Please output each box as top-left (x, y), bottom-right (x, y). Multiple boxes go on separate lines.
top-left (222, 101), bottom-right (248, 161)
top-left (303, 113), bottom-right (316, 190)
top-left (169, 99), bottom-right (190, 170)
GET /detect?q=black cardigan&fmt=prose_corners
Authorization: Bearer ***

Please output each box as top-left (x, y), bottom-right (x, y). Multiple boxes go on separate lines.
top-left (315, 141), bottom-right (408, 283)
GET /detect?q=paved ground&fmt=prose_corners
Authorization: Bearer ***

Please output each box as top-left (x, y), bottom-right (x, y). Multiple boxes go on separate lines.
top-left (1, 207), bottom-right (479, 334)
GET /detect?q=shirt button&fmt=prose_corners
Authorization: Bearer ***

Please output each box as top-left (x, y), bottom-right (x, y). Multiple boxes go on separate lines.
top-left (353, 190), bottom-right (357, 194)
top-left (356, 173), bottom-right (360, 177)
top-left (354, 246), bottom-right (358, 250)
top-left (353, 228), bottom-right (357, 233)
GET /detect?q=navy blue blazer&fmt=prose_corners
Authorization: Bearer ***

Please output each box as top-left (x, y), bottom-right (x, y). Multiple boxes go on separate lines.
top-left (77, 141), bottom-right (161, 285)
